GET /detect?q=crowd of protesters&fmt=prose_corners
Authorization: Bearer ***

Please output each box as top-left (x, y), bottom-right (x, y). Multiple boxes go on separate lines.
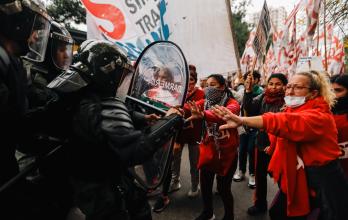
top-left (1, 1), bottom-right (348, 220)
top-left (151, 65), bottom-right (348, 220)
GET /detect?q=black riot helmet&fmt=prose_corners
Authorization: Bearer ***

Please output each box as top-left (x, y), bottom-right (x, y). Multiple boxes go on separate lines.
top-left (48, 40), bottom-right (134, 97)
top-left (49, 22), bottom-right (73, 71)
top-left (23, 21), bottom-right (74, 83)
top-left (0, 0), bottom-right (51, 60)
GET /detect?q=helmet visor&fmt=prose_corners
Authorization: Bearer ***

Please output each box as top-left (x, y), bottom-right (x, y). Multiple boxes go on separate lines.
top-left (25, 14), bottom-right (50, 62)
top-left (116, 67), bottom-right (134, 100)
top-left (51, 32), bottom-right (73, 70)
top-left (47, 68), bottom-right (88, 93)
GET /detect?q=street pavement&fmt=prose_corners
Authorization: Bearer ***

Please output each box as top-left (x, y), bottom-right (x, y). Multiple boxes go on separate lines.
top-left (150, 145), bottom-right (278, 220)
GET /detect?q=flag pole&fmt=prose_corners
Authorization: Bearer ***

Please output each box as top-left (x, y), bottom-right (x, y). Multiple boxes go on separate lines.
top-left (316, 17), bottom-right (320, 56)
top-left (225, 0), bottom-right (241, 72)
top-left (323, 0), bottom-right (328, 72)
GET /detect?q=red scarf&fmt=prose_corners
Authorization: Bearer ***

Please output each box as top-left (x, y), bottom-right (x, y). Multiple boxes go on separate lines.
top-left (264, 88), bottom-right (285, 105)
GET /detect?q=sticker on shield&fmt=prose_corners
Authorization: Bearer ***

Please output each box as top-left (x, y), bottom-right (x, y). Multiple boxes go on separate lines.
top-left (129, 41), bottom-right (188, 111)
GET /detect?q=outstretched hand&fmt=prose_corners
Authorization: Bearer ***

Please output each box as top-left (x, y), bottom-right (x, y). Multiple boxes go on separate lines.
top-left (165, 106), bottom-right (184, 117)
top-left (211, 106), bottom-right (243, 130)
top-left (186, 101), bottom-right (204, 121)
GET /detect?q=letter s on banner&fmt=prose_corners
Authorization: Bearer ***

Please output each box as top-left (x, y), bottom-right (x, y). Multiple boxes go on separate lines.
top-left (81, 0), bottom-right (126, 40)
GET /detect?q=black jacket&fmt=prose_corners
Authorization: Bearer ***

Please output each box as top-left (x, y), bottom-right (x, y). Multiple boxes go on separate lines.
top-left (0, 45), bottom-right (28, 185)
top-left (243, 92), bottom-right (284, 150)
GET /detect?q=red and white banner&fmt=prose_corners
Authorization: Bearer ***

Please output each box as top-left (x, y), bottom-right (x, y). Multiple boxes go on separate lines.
top-left (240, 30), bottom-right (257, 74)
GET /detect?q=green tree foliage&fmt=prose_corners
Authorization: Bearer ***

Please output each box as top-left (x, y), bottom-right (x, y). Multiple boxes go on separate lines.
top-left (47, 0), bottom-right (86, 28)
top-left (231, 0), bottom-right (251, 57)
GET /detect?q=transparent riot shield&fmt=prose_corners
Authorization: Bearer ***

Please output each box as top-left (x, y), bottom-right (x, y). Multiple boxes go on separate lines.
top-left (126, 41), bottom-right (188, 190)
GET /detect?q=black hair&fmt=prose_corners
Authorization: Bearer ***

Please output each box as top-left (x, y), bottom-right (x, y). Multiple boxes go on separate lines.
top-left (330, 74), bottom-right (348, 90)
top-left (207, 74), bottom-right (226, 86)
top-left (189, 64), bottom-right (198, 83)
top-left (243, 70), bottom-right (261, 80)
top-left (189, 64), bottom-right (196, 72)
top-left (207, 74), bottom-right (234, 99)
top-left (268, 73), bottom-right (288, 85)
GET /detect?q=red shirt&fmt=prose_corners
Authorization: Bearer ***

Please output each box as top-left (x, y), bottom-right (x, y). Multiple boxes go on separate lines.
top-left (263, 96), bottom-right (341, 216)
top-left (333, 113), bottom-right (348, 177)
top-left (177, 88), bottom-right (205, 144)
top-left (193, 98), bottom-right (240, 176)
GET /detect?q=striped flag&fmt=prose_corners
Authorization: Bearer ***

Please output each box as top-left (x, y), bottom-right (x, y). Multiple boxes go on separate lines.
top-left (306, 0), bottom-right (322, 37)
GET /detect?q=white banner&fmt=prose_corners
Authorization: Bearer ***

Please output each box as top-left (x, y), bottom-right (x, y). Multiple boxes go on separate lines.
top-left (82, 0), bottom-right (239, 78)
top-left (164, 0), bottom-right (239, 77)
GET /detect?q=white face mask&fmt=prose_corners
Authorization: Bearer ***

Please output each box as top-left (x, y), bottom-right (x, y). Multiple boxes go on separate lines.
top-left (284, 96), bottom-right (306, 108)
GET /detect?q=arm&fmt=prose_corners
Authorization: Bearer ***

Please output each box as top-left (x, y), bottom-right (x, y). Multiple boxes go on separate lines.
top-left (243, 92), bottom-right (263, 116)
top-left (205, 99), bottom-right (240, 123)
top-left (105, 114), bottom-right (183, 167)
top-left (214, 105), bottom-right (333, 142)
top-left (74, 98), bottom-right (183, 167)
top-left (262, 110), bottom-right (333, 142)
top-left (211, 105), bottom-right (265, 130)
top-left (101, 99), bottom-right (183, 166)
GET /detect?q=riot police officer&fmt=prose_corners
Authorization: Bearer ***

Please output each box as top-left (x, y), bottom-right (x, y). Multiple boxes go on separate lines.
top-left (15, 22), bottom-right (73, 159)
top-left (0, 0), bottom-right (51, 218)
top-left (25, 21), bottom-right (73, 109)
top-left (12, 22), bottom-right (75, 219)
top-left (47, 40), bottom-right (184, 220)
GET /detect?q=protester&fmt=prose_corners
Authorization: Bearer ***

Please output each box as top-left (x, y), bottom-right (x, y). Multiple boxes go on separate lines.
top-left (330, 74), bottom-right (348, 177)
top-left (233, 71), bottom-right (263, 188)
top-left (229, 70), bottom-right (244, 104)
top-left (242, 73), bottom-right (288, 215)
top-left (152, 65), bottom-right (205, 213)
top-left (200, 77), bottom-right (208, 89)
top-left (171, 64), bottom-right (204, 196)
top-left (213, 70), bottom-right (348, 220)
top-left (187, 74), bottom-right (240, 220)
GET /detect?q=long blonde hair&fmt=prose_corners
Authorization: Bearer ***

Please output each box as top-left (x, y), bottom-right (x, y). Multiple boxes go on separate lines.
top-left (296, 70), bottom-right (336, 108)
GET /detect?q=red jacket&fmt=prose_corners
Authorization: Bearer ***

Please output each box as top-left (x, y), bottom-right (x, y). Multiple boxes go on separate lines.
top-left (263, 96), bottom-right (341, 216)
top-left (193, 98), bottom-right (240, 176)
top-left (333, 113), bottom-right (348, 177)
top-left (177, 88), bottom-right (205, 144)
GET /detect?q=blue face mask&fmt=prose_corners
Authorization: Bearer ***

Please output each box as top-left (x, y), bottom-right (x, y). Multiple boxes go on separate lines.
top-left (284, 96), bottom-right (306, 108)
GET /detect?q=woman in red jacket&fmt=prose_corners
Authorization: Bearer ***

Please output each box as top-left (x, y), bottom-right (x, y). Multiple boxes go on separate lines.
top-left (212, 71), bottom-right (348, 220)
top-left (187, 74), bottom-right (240, 220)
top-left (331, 74), bottom-right (348, 177)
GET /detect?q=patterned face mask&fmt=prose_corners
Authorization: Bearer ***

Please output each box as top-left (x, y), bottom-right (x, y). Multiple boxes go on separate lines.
top-left (204, 87), bottom-right (225, 106)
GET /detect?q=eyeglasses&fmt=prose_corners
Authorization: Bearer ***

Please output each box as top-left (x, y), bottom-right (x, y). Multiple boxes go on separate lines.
top-left (285, 84), bottom-right (310, 92)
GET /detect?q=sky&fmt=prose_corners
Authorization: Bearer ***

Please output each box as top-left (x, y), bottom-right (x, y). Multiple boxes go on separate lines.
top-left (245, 0), bottom-right (299, 14)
